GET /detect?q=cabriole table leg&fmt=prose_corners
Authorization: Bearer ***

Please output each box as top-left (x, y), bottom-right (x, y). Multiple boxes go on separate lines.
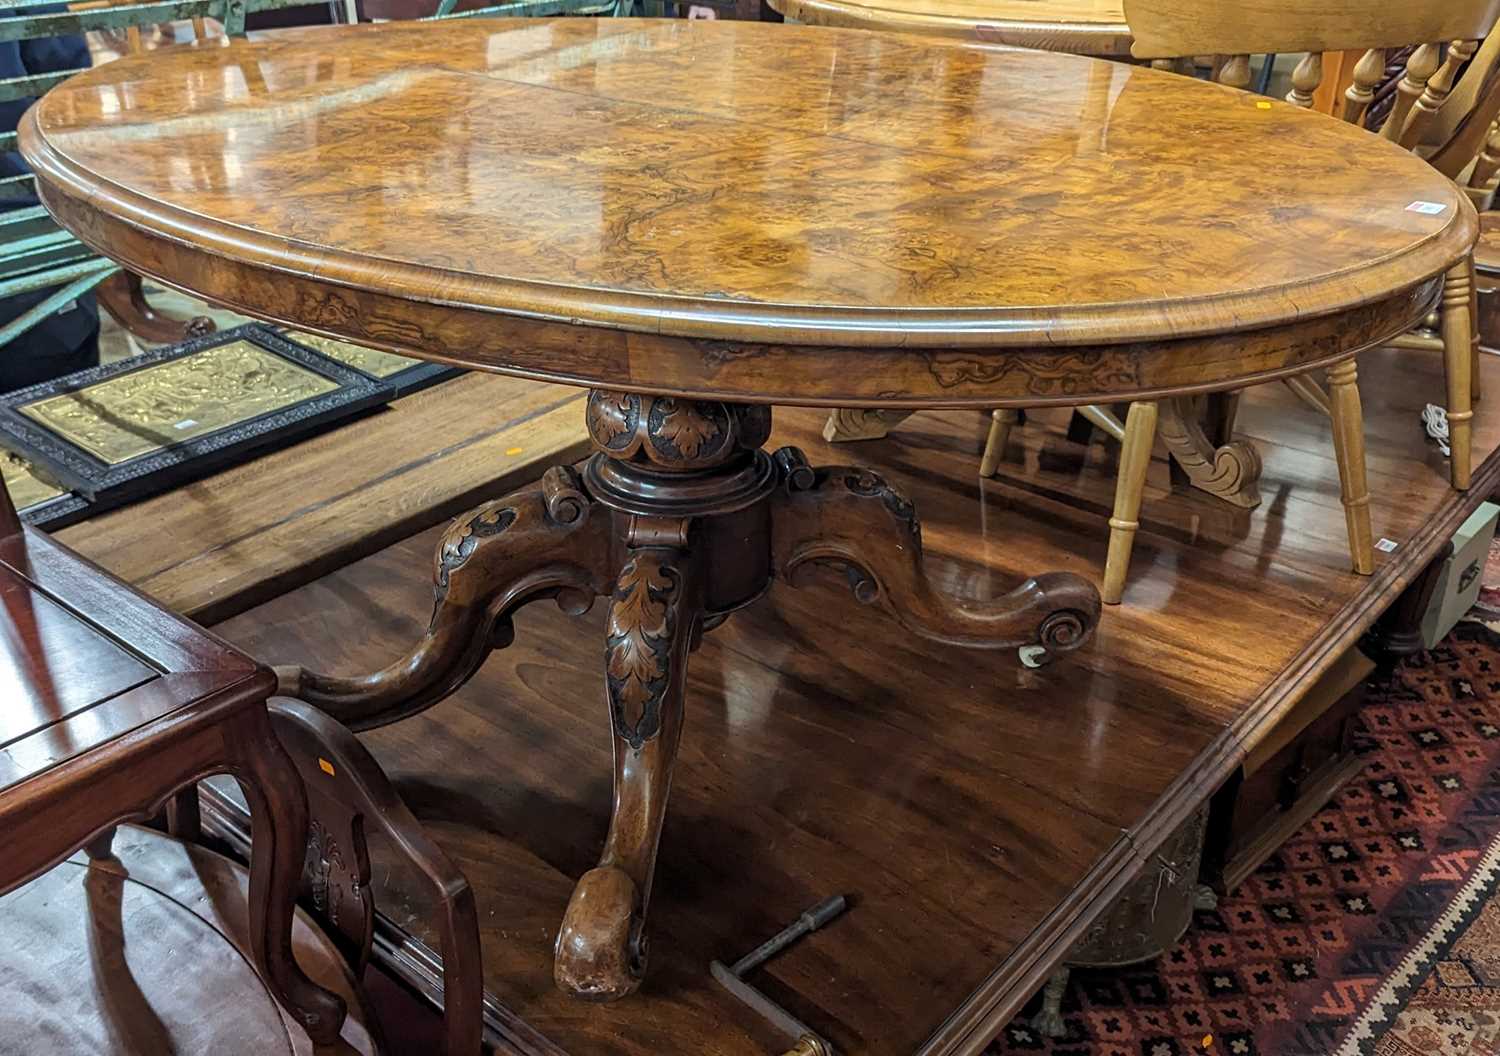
top-left (282, 392), bottom-right (1101, 1001)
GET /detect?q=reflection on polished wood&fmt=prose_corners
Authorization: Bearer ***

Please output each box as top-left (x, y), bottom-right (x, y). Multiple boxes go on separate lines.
top-left (0, 826), bottom-right (378, 1055)
top-left (22, 17), bottom-right (1477, 998)
top-left (767, 0), bottom-right (1131, 54)
top-left (286, 330), bottom-right (420, 379)
top-left (58, 375), bottom-right (589, 626)
top-left (217, 347), bottom-right (1500, 1056)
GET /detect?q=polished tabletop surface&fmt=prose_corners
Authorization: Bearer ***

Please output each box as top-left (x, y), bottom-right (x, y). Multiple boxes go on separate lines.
top-left (768, 0), bottom-right (1131, 53)
top-left (23, 19), bottom-right (1474, 403)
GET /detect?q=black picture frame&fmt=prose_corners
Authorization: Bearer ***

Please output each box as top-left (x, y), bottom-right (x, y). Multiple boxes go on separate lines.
top-left (274, 327), bottom-right (462, 398)
top-left (0, 324), bottom-right (388, 507)
top-left (18, 491), bottom-right (89, 528)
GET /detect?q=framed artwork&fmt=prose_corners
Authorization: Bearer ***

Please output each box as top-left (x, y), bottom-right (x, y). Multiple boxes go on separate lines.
top-left (0, 324), bottom-right (387, 506)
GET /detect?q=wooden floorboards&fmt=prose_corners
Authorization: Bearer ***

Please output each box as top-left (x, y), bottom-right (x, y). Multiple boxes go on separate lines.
top-left (208, 347), bottom-right (1500, 1056)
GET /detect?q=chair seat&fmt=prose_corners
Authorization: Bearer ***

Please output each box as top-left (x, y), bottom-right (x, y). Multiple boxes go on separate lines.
top-left (0, 523), bottom-right (271, 793)
top-left (0, 824), bottom-right (380, 1055)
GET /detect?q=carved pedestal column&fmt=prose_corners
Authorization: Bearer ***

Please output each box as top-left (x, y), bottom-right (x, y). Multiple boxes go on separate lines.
top-left (279, 391), bottom-right (1102, 1001)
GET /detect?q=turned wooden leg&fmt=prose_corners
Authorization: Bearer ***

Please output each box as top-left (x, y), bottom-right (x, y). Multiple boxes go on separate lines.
top-left (979, 408), bottom-right (1020, 477)
top-left (166, 786), bottom-right (202, 842)
top-left (1470, 253), bottom-right (1483, 404)
top-left (83, 826), bottom-right (117, 861)
top-left (555, 547), bottom-right (703, 1000)
top-left (277, 468), bottom-right (615, 731)
top-left (1443, 259), bottom-right (1475, 490)
top-left (821, 408), bottom-right (915, 443)
top-left (228, 707), bottom-right (347, 1045)
top-left (1101, 402), bottom-right (1157, 606)
top-left (1326, 359), bottom-right (1375, 575)
top-left (1282, 374), bottom-right (1331, 416)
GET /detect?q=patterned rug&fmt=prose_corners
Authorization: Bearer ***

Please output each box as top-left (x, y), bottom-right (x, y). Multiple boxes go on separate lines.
top-left (990, 537), bottom-right (1500, 1056)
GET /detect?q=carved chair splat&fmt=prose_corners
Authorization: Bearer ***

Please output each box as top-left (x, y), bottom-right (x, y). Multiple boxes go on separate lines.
top-left (269, 699), bottom-right (484, 1056)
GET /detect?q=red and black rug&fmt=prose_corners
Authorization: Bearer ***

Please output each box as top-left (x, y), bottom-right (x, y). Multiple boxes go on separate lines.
top-left (990, 540), bottom-right (1500, 1056)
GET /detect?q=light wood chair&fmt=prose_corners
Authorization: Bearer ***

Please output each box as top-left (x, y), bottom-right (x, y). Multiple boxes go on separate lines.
top-left (977, 3), bottom-right (1500, 604)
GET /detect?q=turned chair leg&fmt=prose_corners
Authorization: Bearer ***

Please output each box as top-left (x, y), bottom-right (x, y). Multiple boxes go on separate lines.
top-left (1443, 258), bottom-right (1475, 490)
top-left (1102, 401), bottom-right (1158, 605)
top-left (980, 408), bottom-right (1020, 477)
top-left (230, 707), bottom-right (347, 1045)
top-left (83, 826), bottom-right (117, 861)
top-left (1470, 254), bottom-right (1483, 405)
top-left (1326, 359), bottom-right (1375, 575)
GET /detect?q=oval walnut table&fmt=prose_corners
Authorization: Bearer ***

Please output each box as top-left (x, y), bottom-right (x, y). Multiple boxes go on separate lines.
top-left (768, 0), bottom-right (1131, 54)
top-left (21, 17), bottom-right (1474, 1003)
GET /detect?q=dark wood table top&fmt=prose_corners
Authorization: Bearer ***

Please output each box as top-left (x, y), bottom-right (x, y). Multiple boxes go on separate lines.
top-left (21, 19), bottom-right (1473, 406)
top-left (768, 0), bottom-right (1131, 54)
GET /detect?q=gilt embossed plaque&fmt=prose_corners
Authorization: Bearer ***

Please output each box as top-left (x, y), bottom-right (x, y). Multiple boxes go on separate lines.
top-left (0, 325), bottom-right (385, 506)
top-left (285, 331), bottom-right (416, 380)
top-left (1, 447), bottom-right (64, 509)
top-left (279, 329), bottom-right (458, 396)
top-left (19, 341), bottom-right (339, 465)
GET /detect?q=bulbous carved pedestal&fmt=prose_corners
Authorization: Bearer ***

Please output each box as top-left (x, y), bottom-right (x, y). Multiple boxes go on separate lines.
top-left (277, 391), bottom-right (1101, 1001)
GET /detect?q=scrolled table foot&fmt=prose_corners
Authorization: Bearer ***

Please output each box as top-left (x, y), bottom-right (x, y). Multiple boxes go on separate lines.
top-left (555, 865), bottom-right (647, 1001)
top-left (770, 454), bottom-right (1100, 655)
top-left (279, 472), bottom-right (614, 731)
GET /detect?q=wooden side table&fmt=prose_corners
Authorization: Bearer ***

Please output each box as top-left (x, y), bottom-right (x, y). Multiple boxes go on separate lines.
top-left (0, 478), bottom-right (346, 1045)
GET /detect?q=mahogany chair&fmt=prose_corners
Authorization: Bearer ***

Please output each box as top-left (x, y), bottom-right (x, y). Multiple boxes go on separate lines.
top-left (268, 698), bottom-right (485, 1056)
top-left (977, 2), bottom-right (1500, 603)
top-left (0, 476), bottom-right (346, 1046)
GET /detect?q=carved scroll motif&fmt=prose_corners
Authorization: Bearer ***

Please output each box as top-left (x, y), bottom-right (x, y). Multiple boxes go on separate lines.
top-left (1158, 397), bottom-right (1262, 509)
top-left (436, 502), bottom-right (517, 592)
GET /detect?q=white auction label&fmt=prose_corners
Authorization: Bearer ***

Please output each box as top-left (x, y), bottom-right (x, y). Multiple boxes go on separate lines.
top-left (1406, 201), bottom-right (1449, 215)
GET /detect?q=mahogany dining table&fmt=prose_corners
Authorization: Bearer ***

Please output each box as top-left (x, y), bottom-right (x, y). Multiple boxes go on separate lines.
top-left (20, 17), bottom-right (1474, 1003)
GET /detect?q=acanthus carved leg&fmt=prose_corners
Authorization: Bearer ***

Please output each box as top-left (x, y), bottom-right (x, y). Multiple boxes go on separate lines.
top-left (276, 465), bottom-right (615, 731)
top-left (555, 543), bottom-right (703, 1000)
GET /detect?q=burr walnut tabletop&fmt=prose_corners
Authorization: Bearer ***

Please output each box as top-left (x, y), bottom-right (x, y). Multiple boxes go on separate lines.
top-left (19, 16), bottom-right (1477, 1006)
top-left (20, 18), bottom-right (1473, 409)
